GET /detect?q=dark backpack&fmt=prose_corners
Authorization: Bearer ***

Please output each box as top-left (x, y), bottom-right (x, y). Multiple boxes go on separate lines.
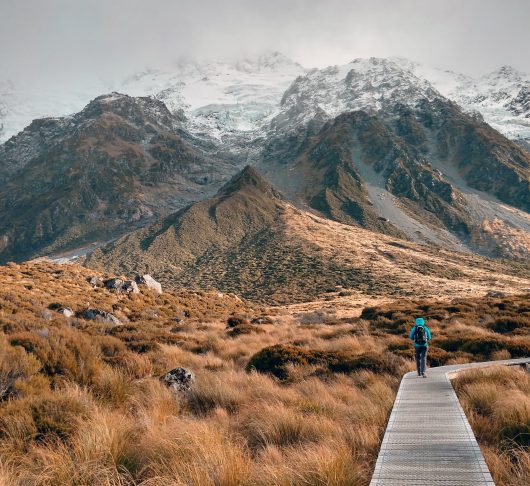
top-left (414, 325), bottom-right (427, 345)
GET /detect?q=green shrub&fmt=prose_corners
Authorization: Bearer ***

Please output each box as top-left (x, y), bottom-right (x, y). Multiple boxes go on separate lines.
top-left (326, 351), bottom-right (404, 375)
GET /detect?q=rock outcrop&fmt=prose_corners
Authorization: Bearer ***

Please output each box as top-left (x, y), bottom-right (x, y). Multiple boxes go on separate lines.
top-left (160, 367), bottom-right (195, 393)
top-left (82, 308), bottom-right (122, 326)
top-left (135, 275), bottom-right (162, 294)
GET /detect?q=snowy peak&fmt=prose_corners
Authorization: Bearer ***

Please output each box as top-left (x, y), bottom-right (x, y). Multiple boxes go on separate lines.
top-left (0, 52), bottom-right (306, 144)
top-left (273, 56), bottom-right (443, 132)
top-left (484, 65), bottom-right (525, 84)
top-left (117, 52), bottom-right (307, 141)
top-left (385, 59), bottom-right (530, 143)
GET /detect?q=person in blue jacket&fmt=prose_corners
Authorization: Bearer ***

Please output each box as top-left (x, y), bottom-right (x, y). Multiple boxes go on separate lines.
top-left (409, 317), bottom-right (431, 377)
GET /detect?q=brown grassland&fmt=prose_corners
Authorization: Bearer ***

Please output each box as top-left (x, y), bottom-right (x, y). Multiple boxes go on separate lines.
top-left (454, 366), bottom-right (530, 486)
top-left (0, 260), bottom-right (528, 485)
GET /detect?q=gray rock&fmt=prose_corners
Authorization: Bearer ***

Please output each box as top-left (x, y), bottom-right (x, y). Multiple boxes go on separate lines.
top-left (135, 274), bottom-right (162, 294)
top-left (83, 308), bottom-right (122, 326)
top-left (160, 367), bottom-right (195, 393)
top-left (486, 290), bottom-right (507, 299)
top-left (104, 278), bottom-right (124, 291)
top-left (58, 307), bottom-right (74, 318)
top-left (251, 316), bottom-right (274, 325)
top-left (122, 280), bottom-right (140, 294)
top-left (88, 276), bottom-right (104, 288)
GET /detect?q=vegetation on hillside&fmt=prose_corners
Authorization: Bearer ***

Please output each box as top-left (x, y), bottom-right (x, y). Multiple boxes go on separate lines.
top-left (454, 366), bottom-right (530, 486)
top-left (0, 261), bottom-right (528, 485)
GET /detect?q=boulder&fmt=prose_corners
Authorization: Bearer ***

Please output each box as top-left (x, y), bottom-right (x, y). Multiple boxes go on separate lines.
top-left (87, 276), bottom-right (104, 288)
top-left (58, 307), bottom-right (74, 318)
top-left (122, 280), bottom-right (140, 294)
top-left (251, 316), bottom-right (274, 325)
top-left (82, 308), bottom-right (122, 326)
top-left (486, 290), bottom-right (507, 299)
top-left (104, 278), bottom-right (124, 291)
top-left (160, 367), bottom-right (195, 393)
top-left (135, 274), bottom-right (162, 294)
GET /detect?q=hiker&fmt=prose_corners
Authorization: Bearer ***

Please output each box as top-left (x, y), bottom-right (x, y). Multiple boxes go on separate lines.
top-left (409, 317), bottom-right (431, 377)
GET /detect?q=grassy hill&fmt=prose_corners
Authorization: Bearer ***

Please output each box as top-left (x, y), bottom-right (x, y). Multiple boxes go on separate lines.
top-left (85, 166), bottom-right (530, 304)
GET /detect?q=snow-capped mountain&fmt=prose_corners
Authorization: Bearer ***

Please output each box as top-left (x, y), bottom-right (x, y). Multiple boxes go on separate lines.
top-left (0, 80), bottom-right (110, 143)
top-left (396, 60), bottom-right (530, 144)
top-left (0, 52), bottom-right (305, 144)
top-left (1, 53), bottom-right (529, 263)
top-left (271, 57), bottom-right (443, 132)
top-left (2, 53), bottom-right (530, 148)
top-left (118, 51), bottom-right (306, 141)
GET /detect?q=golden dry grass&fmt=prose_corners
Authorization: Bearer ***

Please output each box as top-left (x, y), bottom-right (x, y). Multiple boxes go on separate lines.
top-left (0, 261), bottom-right (528, 485)
top-left (0, 261), bottom-right (402, 485)
top-left (454, 366), bottom-right (530, 486)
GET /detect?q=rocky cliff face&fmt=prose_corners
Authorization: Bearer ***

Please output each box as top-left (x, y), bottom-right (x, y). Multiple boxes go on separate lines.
top-left (260, 87), bottom-right (530, 258)
top-left (0, 93), bottom-right (240, 263)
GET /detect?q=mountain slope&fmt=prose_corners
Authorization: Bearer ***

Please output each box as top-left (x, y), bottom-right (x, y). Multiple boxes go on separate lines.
top-left (116, 51), bottom-right (306, 144)
top-left (0, 93), bottom-right (240, 263)
top-left (85, 166), bottom-right (530, 304)
top-left (0, 52), bottom-right (306, 145)
top-left (259, 59), bottom-right (530, 258)
top-left (396, 59), bottom-right (530, 145)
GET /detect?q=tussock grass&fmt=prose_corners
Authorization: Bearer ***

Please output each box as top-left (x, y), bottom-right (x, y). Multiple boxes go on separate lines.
top-left (0, 261), bottom-right (528, 485)
top-left (454, 366), bottom-right (530, 486)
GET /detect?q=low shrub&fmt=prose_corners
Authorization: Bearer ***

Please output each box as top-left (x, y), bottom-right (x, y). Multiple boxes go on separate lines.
top-left (0, 335), bottom-right (46, 400)
top-left (0, 388), bottom-right (93, 443)
top-left (227, 316), bottom-right (249, 328)
top-left (9, 328), bottom-right (101, 385)
top-left (489, 317), bottom-right (530, 334)
top-left (246, 345), bottom-right (405, 379)
top-left (246, 345), bottom-right (324, 379)
top-left (227, 323), bottom-right (265, 338)
top-left (326, 351), bottom-right (405, 375)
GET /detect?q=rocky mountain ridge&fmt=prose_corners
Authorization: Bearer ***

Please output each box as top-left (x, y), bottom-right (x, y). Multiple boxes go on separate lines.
top-left (395, 59), bottom-right (530, 145)
top-left (85, 165), bottom-right (530, 304)
top-left (0, 93), bottom-right (240, 263)
top-left (1, 54), bottom-right (530, 264)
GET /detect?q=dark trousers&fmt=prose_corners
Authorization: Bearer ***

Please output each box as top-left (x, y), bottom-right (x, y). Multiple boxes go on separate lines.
top-left (415, 346), bottom-right (428, 375)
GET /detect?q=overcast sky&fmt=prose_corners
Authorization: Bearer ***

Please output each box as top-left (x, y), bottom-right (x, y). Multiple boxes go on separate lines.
top-left (1, 0), bottom-right (530, 89)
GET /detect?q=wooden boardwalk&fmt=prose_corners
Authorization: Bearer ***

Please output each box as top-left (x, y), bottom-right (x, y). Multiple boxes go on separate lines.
top-left (369, 358), bottom-right (530, 486)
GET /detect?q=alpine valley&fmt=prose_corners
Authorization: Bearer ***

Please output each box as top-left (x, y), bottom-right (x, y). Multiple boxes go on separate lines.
top-left (1, 53), bottom-right (529, 295)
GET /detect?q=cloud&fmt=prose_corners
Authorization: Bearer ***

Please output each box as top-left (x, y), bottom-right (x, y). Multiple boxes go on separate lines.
top-left (1, 0), bottom-right (529, 90)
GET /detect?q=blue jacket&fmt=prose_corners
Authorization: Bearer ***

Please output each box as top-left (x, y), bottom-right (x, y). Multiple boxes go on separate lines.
top-left (409, 319), bottom-right (431, 347)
